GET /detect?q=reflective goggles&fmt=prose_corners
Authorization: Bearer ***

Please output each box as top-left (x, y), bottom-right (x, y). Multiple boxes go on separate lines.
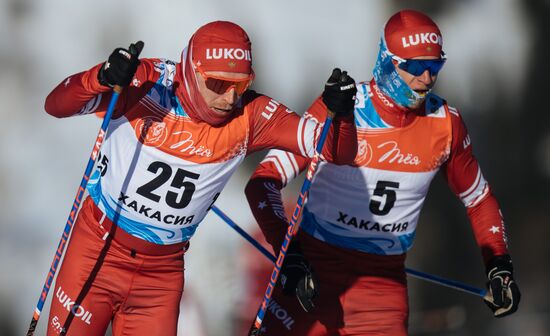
top-left (195, 66), bottom-right (254, 95)
top-left (393, 55), bottom-right (446, 76)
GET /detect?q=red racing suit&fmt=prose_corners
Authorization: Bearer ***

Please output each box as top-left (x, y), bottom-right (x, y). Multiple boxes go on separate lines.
top-left (44, 58), bottom-right (357, 335)
top-left (245, 79), bottom-right (509, 335)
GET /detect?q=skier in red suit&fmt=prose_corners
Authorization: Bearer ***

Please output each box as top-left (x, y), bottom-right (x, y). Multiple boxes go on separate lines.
top-left (44, 21), bottom-right (357, 335)
top-left (245, 10), bottom-right (520, 335)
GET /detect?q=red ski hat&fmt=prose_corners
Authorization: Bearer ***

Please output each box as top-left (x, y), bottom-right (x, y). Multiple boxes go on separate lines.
top-left (190, 21), bottom-right (253, 74)
top-left (384, 10), bottom-right (443, 59)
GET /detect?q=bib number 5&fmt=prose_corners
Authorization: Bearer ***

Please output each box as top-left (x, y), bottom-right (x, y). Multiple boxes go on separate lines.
top-left (136, 161), bottom-right (200, 209)
top-left (369, 180), bottom-right (400, 216)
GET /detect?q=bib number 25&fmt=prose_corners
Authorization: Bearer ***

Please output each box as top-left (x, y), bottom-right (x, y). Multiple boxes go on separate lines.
top-left (136, 161), bottom-right (200, 209)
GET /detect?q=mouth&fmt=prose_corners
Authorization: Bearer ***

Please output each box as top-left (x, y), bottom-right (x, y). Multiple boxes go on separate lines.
top-left (414, 89), bottom-right (429, 96)
top-left (211, 107), bottom-right (233, 114)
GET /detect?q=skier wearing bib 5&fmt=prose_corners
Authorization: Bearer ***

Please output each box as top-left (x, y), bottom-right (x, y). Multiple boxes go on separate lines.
top-left (245, 10), bottom-right (520, 335)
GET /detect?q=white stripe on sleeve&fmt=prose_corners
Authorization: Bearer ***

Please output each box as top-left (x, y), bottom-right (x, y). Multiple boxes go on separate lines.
top-left (459, 167), bottom-right (490, 207)
top-left (261, 149), bottom-right (301, 186)
top-left (77, 94), bottom-right (102, 115)
top-left (297, 118), bottom-right (319, 158)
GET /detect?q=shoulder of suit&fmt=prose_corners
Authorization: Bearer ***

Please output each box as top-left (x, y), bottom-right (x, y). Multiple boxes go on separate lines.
top-left (425, 92), bottom-right (455, 118)
top-left (139, 58), bottom-right (178, 84)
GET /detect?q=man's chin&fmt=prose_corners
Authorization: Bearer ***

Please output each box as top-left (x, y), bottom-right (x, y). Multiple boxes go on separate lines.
top-left (409, 94), bottom-right (427, 109)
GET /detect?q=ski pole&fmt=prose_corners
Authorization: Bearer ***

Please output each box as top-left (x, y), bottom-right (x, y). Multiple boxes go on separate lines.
top-left (213, 206), bottom-right (487, 298)
top-left (27, 40), bottom-right (144, 336)
top-left (26, 85), bottom-right (121, 335)
top-left (211, 206), bottom-right (276, 264)
top-left (249, 109), bottom-right (336, 335)
top-left (404, 267), bottom-right (486, 297)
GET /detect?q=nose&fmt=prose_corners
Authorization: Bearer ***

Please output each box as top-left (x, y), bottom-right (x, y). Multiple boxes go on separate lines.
top-left (417, 69), bottom-right (434, 88)
top-left (223, 88), bottom-right (238, 105)
top-left (419, 69), bottom-right (432, 84)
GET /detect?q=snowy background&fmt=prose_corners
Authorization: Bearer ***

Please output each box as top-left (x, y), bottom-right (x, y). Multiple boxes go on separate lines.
top-left (1, 0), bottom-right (549, 335)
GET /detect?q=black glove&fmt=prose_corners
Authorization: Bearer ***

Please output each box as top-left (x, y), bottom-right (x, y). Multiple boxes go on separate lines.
top-left (483, 255), bottom-right (521, 318)
top-left (280, 241), bottom-right (318, 313)
top-left (321, 68), bottom-right (357, 117)
top-left (98, 41), bottom-right (144, 88)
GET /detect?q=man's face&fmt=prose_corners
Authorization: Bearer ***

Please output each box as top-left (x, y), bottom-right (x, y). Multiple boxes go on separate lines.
top-left (394, 55), bottom-right (439, 95)
top-left (195, 71), bottom-right (250, 115)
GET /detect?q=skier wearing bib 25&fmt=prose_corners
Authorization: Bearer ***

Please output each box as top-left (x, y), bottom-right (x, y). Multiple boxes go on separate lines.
top-left (245, 10), bottom-right (520, 335)
top-left (43, 21), bottom-right (357, 336)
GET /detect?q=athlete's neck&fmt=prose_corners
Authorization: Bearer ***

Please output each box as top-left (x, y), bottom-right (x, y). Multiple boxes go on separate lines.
top-left (369, 79), bottom-right (423, 128)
